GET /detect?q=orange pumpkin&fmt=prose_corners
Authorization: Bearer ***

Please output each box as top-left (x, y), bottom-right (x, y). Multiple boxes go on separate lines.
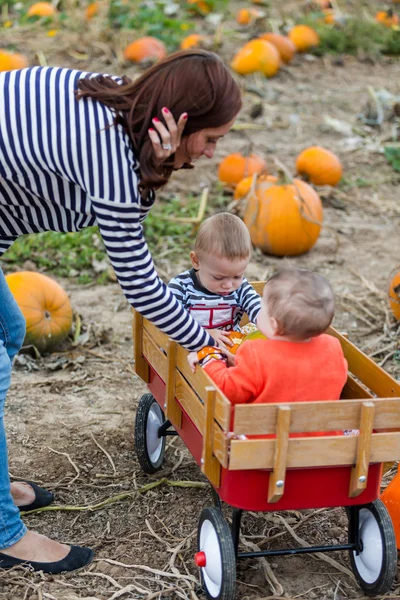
top-left (296, 146), bottom-right (342, 186)
top-left (234, 174), bottom-right (277, 200)
top-left (380, 465), bottom-right (400, 549)
top-left (0, 50), bottom-right (29, 72)
top-left (258, 33), bottom-right (296, 63)
top-left (85, 2), bottom-right (98, 19)
top-left (27, 2), bottom-right (57, 17)
top-left (236, 7), bottom-right (263, 25)
top-left (243, 178), bottom-right (323, 256)
top-left (388, 270), bottom-right (400, 320)
top-left (288, 25), bottom-right (320, 52)
top-left (187, 0), bottom-right (211, 14)
top-left (123, 37), bottom-right (167, 63)
top-left (375, 10), bottom-right (399, 27)
top-left (231, 39), bottom-right (281, 78)
top-left (218, 152), bottom-right (268, 188)
top-left (180, 34), bottom-right (206, 50)
top-left (5, 272), bottom-right (73, 353)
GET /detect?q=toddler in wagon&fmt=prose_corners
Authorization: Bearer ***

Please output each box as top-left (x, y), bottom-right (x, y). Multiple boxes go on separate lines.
top-left (168, 212), bottom-right (261, 348)
top-left (189, 267), bottom-right (348, 408)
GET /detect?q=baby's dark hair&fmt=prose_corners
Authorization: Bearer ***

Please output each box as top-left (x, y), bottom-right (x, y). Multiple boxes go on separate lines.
top-left (263, 267), bottom-right (335, 339)
top-left (194, 212), bottom-right (252, 260)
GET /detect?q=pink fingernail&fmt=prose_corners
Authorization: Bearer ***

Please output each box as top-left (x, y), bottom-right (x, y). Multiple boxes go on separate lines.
top-left (153, 117), bottom-right (160, 123)
top-left (162, 107), bottom-right (169, 114)
top-left (148, 128), bottom-right (155, 132)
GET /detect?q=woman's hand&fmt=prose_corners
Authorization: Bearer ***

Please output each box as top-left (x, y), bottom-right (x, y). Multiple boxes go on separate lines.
top-left (148, 107), bottom-right (188, 163)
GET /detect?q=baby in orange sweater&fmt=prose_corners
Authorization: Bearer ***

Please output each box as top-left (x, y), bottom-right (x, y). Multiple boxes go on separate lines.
top-left (189, 267), bottom-right (348, 406)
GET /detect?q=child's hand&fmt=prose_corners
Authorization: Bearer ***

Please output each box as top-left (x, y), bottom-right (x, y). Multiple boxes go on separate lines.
top-left (219, 345), bottom-right (237, 367)
top-left (209, 329), bottom-right (233, 348)
top-left (188, 351), bottom-right (199, 373)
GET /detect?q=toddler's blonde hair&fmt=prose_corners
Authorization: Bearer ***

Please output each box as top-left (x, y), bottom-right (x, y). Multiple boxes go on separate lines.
top-left (194, 212), bottom-right (252, 260)
top-left (264, 267), bottom-right (335, 339)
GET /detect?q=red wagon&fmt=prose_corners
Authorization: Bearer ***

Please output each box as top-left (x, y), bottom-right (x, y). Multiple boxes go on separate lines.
top-left (132, 281), bottom-right (400, 600)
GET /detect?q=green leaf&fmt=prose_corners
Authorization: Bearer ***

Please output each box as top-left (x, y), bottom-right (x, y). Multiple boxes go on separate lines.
top-left (384, 146), bottom-right (400, 172)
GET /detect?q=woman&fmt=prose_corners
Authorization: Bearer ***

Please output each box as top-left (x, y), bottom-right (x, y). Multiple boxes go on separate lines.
top-left (0, 49), bottom-right (242, 573)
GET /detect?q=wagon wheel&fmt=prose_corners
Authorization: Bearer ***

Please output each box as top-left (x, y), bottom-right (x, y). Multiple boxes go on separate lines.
top-left (348, 499), bottom-right (397, 596)
top-left (134, 393), bottom-right (166, 474)
top-left (195, 507), bottom-right (236, 600)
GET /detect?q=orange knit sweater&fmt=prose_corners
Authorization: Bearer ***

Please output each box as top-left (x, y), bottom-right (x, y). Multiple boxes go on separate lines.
top-left (204, 334), bottom-right (348, 405)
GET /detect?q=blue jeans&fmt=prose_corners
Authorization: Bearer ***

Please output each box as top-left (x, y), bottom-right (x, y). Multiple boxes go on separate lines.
top-left (0, 267), bottom-right (27, 548)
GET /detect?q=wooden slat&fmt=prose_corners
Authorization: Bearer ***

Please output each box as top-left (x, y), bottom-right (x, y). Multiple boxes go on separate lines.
top-left (175, 372), bottom-right (204, 432)
top-left (213, 427), bottom-right (229, 468)
top-left (328, 326), bottom-right (400, 398)
top-left (201, 387), bottom-right (221, 487)
top-left (165, 340), bottom-right (182, 428)
top-left (132, 310), bottom-right (149, 382)
top-left (229, 431), bottom-right (400, 471)
top-left (143, 318), bottom-right (167, 350)
top-left (349, 402), bottom-right (375, 497)
top-left (176, 345), bottom-right (232, 432)
top-left (233, 398), bottom-right (400, 436)
top-left (268, 406), bottom-right (291, 503)
top-left (341, 374), bottom-right (373, 400)
top-left (142, 334), bottom-right (167, 382)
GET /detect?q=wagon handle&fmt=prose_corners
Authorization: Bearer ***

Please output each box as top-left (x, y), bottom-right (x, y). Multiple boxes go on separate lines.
top-left (132, 310), bottom-right (149, 383)
top-left (349, 401), bottom-right (375, 498)
top-left (268, 405), bottom-right (291, 503)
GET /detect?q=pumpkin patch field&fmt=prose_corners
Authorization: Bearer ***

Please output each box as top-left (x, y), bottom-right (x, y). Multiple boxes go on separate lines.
top-left (2, 1), bottom-right (400, 599)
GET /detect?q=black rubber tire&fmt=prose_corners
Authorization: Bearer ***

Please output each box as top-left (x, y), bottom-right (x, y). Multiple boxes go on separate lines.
top-left (134, 393), bottom-right (166, 474)
top-left (348, 499), bottom-right (397, 596)
top-left (197, 507), bottom-right (236, 600)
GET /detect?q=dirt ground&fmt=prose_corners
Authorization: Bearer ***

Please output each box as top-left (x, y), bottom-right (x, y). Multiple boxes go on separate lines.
top-left (2, 6), bottom-right (400, 600)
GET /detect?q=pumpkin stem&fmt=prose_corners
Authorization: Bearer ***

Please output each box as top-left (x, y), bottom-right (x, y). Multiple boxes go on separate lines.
top-left (273, 157), bottom-right (293, 185)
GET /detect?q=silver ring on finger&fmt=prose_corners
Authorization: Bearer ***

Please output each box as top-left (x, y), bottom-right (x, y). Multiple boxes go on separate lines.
top-left (162, 143), bottom-right (172, 151)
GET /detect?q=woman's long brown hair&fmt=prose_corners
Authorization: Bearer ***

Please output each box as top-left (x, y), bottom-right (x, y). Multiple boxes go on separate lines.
top-left (75, 50), bottom-right (242, 194)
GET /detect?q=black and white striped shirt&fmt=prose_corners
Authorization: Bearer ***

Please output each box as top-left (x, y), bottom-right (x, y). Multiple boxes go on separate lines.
top-left (169, 269), bottom-right (261, 330)
top-left (0, 66), bottom-right (214, 350)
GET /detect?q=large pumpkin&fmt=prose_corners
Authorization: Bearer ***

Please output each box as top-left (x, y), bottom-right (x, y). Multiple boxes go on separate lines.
top-left (218, 152), bottom-right (267, 188)
top-left (258, 33), bottom-right (296, 63)
top-left (243, 178), bottom-right (323, 256)
top-left (296, 146), bottom-right (343, 186)
top-left (27, 2), bottom-right (57, 17)
top-left (6, 272), bottom-right (73, 353)
top-left (234, 174), bottom-right (277, 200)
top-left (231, 39), bottom-right (281, 78)
top-left (388, 270), bottom-right (400, 320)
top-left (123, 37), bottom-right (167, 63)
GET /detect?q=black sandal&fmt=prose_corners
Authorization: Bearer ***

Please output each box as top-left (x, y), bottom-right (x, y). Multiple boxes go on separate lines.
top-left (14, 480), bottom-right (54, 512)
top-left (0, 545), bottom-right (94, 574)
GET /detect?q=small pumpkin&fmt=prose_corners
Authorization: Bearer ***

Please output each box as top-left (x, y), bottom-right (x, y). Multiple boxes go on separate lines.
top-left (180, 34), bottom-right (206, 50)
top-left (85, 2), bottom-right (98, 19)
top-left (243, 178), bottom-right (323, 256)
top-left (231, 39), bottom-right (281, 78)
top-left (258, 33), bottom-right (296, 63)
top-left (234, 174), bottom-right (277, 200)
top-left (187, 0), bottom-right (211, 14)
top-left (0, 50), bottom-right (29, 72)
top-left (27, 2), bottom-right (57, 17)
top-left (225, 331), bottom-right (246, 354)
top-left (236, 7), bottom-right (263, 25)
top-left (5, 271), bottom-right (73, 353)
top-left (296, 146), bottom-right (342, 186)
top-left (218, 152), bottom-right (268, 188)
top-left (388, 270), bottom-right (400, 320)
top-left (123, 37), bottom-right (167, 63)
top-left (288, 25), bottom-right (320, 52)
top-left (375, 10), bottom-right (399, 27)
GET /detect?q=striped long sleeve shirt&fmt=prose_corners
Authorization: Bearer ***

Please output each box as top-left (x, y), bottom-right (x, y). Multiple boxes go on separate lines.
top-left (0, 66), bottom-right (215, 350)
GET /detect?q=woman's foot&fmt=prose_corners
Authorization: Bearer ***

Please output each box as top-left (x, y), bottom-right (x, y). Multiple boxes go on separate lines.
top-left (10, 481), bottom-right (35, 507)
top-left (0, 530), bottom-right (70, 562)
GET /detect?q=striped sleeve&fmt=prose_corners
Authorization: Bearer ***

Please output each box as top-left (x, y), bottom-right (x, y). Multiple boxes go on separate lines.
top-left (168, 275), bottom-right (187, 306)
top-left (90, 197), bottom-right (215, 351)
top-left (237, 279), bottom-right (262, 324)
